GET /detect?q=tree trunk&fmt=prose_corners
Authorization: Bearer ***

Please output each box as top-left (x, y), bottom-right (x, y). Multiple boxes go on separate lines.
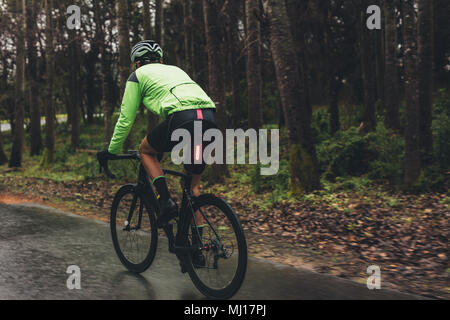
top-left (116, 0), bottom-right (131, 97)
top-left (384, 0), bottom-right (401, 131)
top-left (202, 0), bottom-right (229, 182)
top-left (101, 58), bottom-right (113, 143)
top-left (183, 0), bottom-right (193, 75)
top-left (374, 0), bottom-right (385, 112)
top-left (226, 1), bottom-right (241, 128)
top-left (27, 0), bottom-right (42, 156)
top-left (0, 126), bottom-right (8, 165)
top-left (360, 7), bottom-right (376, 133)
top-left (69, 29), bottom-right (80, 150)
top-left (100, 42), bottom-right (113, 143)
top-left (155, 0), bottom-right (163, 44)
top-left (329, 75), bottom-right (341, 135)
top-left (245, 0), bottom-right (263, 129)
top-left (263, 0), bottom-right (320, 194)
top-left (85, 68), bottom-right (95, 124)
top-left (143, 0), bottom-right (152, 39)
top-left (285, 0), bottom-right (312, 128)
top-left (143, 0), bottom-right (159, 132)
top-left (192, 0), bottom-right (208, 89)
top-left (375, 22), bottom-right (385, 112)
top-left (417, 0), bottom-right (434, 164)
top-left (85, 38), bottom-right (98, 125)
top-left (402, 0), bottom-right (421, 187)
top-left (9, 0), bottom-right (26, 168)
top-left (116, 0), bottom-right (133, 151)
top-left (0, 61), bottom-right (9, 165)
top-left (323, 2), bottom-right (341, 135)
top-left (93, 1), bottom-right (112, 143)
top-left (42, 0), bottom-right (55, 165)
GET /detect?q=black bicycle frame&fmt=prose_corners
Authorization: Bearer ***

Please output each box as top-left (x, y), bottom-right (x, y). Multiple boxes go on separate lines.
top-left (133, 163), bottom-right (200, 254)
top-left (102, 152), bottom-right (206, 256)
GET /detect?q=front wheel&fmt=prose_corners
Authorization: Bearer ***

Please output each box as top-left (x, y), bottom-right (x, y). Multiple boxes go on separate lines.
top-left (184, 194), bottom-right (247, 299)
top-left (110, 184), bottom-right (158, 273)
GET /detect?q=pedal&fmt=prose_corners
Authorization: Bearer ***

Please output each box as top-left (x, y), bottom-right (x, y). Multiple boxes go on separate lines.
top-left (163, 223), bottom-right (175, 253)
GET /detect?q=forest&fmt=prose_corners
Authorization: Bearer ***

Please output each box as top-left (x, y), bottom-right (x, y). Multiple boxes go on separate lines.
top-left (0, 0), bottom-right (449, 299)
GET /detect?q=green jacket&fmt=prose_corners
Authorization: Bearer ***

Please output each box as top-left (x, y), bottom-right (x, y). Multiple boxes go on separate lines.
top-left (108, 63), bottom-right (215, 154)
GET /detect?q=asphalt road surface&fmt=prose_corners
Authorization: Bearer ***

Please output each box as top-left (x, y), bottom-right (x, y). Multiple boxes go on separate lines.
top-left (0, 203), bottom-right (423, 300)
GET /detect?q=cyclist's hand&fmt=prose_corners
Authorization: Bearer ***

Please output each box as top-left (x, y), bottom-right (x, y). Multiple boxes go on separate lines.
top-left (97, 150), bottom-right (114, 166)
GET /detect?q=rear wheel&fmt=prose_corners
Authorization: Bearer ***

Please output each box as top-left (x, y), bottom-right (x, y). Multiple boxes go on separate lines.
top-left (110, 184), bottom-right (158, 273)
top-left (184, 194), bottom-right (247, 299)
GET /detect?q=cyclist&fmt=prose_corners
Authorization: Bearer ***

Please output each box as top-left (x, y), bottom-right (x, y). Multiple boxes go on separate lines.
top-left (97, 40), bottom-right (217, 232)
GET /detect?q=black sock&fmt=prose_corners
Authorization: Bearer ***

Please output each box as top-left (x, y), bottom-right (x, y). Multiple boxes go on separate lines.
top-left (153, 176), bottom-right (170, 203)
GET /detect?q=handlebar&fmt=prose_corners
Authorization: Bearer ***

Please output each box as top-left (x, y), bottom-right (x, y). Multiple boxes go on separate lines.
top-left (97, 150), bottom-right (140, 179)
top-left (97, 151), bottom-right (189, 179)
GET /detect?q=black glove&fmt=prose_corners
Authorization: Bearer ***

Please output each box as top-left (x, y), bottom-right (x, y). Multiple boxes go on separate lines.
top-left (97, 150), bottom-right (114, 166)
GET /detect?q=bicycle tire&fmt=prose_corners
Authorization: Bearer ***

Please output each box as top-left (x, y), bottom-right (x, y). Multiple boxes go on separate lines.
top-left (110, 184), bottom-right (158, 273)
top-left (183, 194), bottom-right (247, 299)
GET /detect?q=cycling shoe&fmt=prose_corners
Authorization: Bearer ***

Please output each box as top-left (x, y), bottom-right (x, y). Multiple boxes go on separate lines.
top-left (157, 198), bottom-right (178, 228)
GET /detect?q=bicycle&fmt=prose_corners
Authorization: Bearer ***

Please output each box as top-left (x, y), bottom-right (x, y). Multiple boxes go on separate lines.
top-left (97, 150), bottom-right (247, 299)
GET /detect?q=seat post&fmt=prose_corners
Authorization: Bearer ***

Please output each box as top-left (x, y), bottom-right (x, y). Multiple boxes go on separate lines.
top-left (138, 164), bottom-right (151, 186)
top-left (183, 174), bottom-right (193, 196)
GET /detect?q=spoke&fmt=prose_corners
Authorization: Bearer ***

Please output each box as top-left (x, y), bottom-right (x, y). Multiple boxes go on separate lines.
top-left (190, 203), bottom-right (240, 290)
top-left (116, 194), bottom-right (152, 265)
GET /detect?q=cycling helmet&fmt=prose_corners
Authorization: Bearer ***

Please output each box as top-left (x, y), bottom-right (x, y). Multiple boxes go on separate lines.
top-left (130, 40), bottom-right (163, 64)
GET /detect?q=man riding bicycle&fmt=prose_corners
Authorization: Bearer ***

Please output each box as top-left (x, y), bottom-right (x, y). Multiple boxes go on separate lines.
top-left (97, 40), bottom-right (217, 229)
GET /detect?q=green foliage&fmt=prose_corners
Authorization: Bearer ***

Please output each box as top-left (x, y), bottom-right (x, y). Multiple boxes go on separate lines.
top-left (366, 123), bottom-right (405, 184)
top-left (332, 176), bottom-right (372, 192)
top-left (249, 160), bottom-right (290, 208)
top-left (250, 159), bottom-right (290, 195)
top-left (262, 82), bottom-right (281, 125)
top-left (311, 108), bottom-right (331, 144)
top-left (54, 143), bottom-right (72, 164)
top-left (440, 196), bottom-right (450, 207)
top-left (317, 127), bottom-right (375, 178)
top-left (317, 123), bottom-right (404, 185)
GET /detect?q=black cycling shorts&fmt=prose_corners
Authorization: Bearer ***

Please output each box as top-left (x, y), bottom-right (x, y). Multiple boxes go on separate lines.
top-left (147, 108), bottom-right (217, 174)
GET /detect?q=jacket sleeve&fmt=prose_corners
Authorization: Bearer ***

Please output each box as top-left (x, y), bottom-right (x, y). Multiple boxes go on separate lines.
top-left (108, 74), bottom-right (141, 154)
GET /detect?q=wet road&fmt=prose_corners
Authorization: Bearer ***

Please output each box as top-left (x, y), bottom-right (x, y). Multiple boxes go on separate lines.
top-left (0, 203), bottom-right (422, 300)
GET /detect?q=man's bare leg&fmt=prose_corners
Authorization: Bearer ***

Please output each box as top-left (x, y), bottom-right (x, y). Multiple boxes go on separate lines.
top-left (183, 169), bottom-right (205, 226)
top-left (140, 137), bottom-right (177, 227)
top-left (139, 137), bottom-right (163, 180)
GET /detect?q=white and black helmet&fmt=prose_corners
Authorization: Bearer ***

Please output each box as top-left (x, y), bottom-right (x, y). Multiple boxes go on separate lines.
top-left (130, 40), bottom-right (163, 63)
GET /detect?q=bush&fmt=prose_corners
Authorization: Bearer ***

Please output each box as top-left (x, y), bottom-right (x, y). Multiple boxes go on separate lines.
top-left (332, 176), bottom-right (372, 192)
top-left (311, 108), bottom-right (331, 144)
top-left (250, 159), bottom-right (290, 194)
top-left (54, 143), bottom-right (72, 164)
top-left (317, 123), bottom-right (404, 184)
top-left (366, 123), bottom-right (404, 184)
top-left (317, 127), bottom-right (377, 179)
top-left (248, 159), bottom-right (290, 207)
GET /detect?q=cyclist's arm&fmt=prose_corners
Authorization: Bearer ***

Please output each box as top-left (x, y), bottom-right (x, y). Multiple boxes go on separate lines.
top-left (108, 73), bottom-right (142, 155)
